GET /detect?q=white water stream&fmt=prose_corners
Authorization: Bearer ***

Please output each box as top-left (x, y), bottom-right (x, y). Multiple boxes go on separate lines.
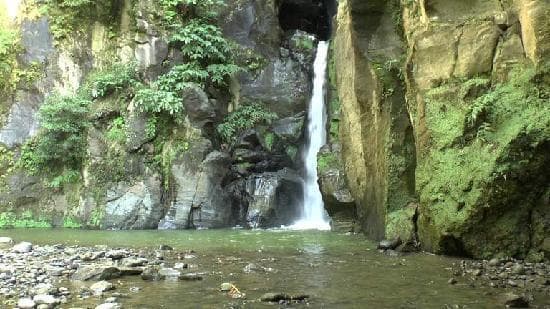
top-left (291, 41), bottom-right (331, 230)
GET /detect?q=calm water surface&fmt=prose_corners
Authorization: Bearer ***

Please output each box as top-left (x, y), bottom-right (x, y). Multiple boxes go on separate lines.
top-left (4, 229), bottom-right (548, 308)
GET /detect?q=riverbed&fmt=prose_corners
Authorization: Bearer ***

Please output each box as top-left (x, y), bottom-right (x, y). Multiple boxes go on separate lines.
top-left (1, 229), bottom-right (549, 308)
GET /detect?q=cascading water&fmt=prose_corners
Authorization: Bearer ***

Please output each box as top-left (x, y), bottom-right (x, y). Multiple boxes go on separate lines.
top-left (291, 41), bottom-right (331, 230)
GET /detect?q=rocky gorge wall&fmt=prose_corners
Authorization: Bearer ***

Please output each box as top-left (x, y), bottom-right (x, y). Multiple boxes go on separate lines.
top-left (330, 0), bottom-right (550, 259)
top-left (0, 0), bottom-right (335, 230)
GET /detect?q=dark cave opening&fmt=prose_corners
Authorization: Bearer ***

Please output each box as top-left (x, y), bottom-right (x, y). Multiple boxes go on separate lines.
top-left (278, 0), bottom-right (336, 40)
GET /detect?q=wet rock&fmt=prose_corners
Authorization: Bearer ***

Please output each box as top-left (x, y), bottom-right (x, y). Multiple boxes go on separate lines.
top-left (0, 237), bottom-right (13, 248)
top-left (179, 273), bottom-right (203, 281)
top-left (33, 283), bottom-right (55, 295)
top-left (159, 268), bottom-right (181, 279)
top-left (488, 258), bottom-right (501, 267)
top-left (501, 292), bottom-right (529, 308)
top-left (33, 294), bottom-right (60, 306)
top-left (260, 292), bottom-right (290, 302)
top-left (141, 266), bottom-right (163, 281)
top-left (17, 298), bottom-right (36, 309)
top-left (377, 238), bottom-right (402, 250)
top-left (119, 268), bottom-right (143, 276)
top-left (90, 281), bottom-right (115, 294)
top-left (511, 264), bottom-right (525, 275)
top-left (159, 245), bottom-right (173, 251)
top-left (72, 266), bottom-right (122, 281)
top-left (12, 241), bottom-right (33, 253)
top-left (121, 258), bottom-right (148, 267)
top-left (96, 303), bottom-right (122, 309)
top-left (220, 283), bottom-right (233, 291)
top-left (105, 250), bottom-right (128, 260)
top-left (174, 263), bottom-right (187, 269)
top-left (105, 297), bottom-right (117, 303)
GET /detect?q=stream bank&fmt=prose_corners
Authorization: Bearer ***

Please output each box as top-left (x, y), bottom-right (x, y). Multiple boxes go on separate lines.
top-left (1, 229), bottom-right (549, 308)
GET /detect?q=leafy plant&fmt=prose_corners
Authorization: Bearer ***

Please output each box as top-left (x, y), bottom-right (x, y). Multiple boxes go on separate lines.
top-left (19, 93), bottom-right (90, 181)
top-left (106, 117), bottom-right (127, 143)
top-left (88, 62), bottom-right (138, 98)
top-left (217, 104), bottom-right (277, 143)
top-left (0, 28), bottom-right (20, 94)
top-left (134, 86), bottom-right (184, 116)
top-left (171, 20), bottom-right (231, 64)
top-left (160, 0), bottom-right (225, 25)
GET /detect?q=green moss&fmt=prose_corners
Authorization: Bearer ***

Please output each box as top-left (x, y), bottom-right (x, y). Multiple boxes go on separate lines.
top-left (386, 207), bottom-right (416, 241)
top-left (87, 207), bottom-right (104, 228)
top-left (286, 145), bottom-right (298, 161)
top-left (318, 152), bottom-right (340, 174)
top-left (263, 132), bottom-right (275, 151)
top-left (38, 0), bottom-right (125, 43)
top-left (418, 63), bottom-right (550, 256)
top-left (291, 34), bottom-right (315, 52)
top-left (0, 211), bottom-right (52, 228)
top-left (63, 217), bottom-right (82, 228)
top-left (0, 146), bottom-right (15, 192)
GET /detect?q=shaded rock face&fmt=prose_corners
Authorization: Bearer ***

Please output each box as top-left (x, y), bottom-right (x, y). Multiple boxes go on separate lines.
top-left (244, 168), bottom-right (303, 228)
top-left (333, 0), bottom-right (417, 241)
top-left (278, 0), bottom-right (334, 40)
top-left (159, 148), bottom-right (236, 229)
top-left (0, 18), bottom-right (56, 147)
top-left (237, 31), bottom-right (316, 117)
top-left (333, 0), bottom-right (550, 258)
top-left (317, 145), bottom-right (356, 232)
top-left (102, 175), bottom-right (163, 230)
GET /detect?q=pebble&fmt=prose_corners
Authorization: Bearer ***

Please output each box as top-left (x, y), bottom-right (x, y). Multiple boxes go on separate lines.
top-left (448, 278), bottom-right (458, 285)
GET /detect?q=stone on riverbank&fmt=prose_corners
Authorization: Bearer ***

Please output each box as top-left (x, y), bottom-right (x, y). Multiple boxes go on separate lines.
top-left (0, 237), bottom-right (13, 248)
top-left (17, 298), bottom-right (35, 309)
top-left (72, 266), bottom-right (122, 281)
top-left (501, 292), bottom-right (529, 308)
top-left (91, 281), bottom-right (115, 294)
top-left (96, 303), bottom-right (121, 309)
top-left (12, 242), bottom-right (33, 253)
top-left (33, 294), bottom-right (60, 306)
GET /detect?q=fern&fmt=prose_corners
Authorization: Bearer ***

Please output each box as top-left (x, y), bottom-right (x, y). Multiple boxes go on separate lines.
top-left (171, 20), bottom-right (231, 64)
top-left (134, 86), bottom-right (183, 116)
top-left (217, 104), bottom-right (277, 143)
top-left (87, 62), bottom-right (138, 98)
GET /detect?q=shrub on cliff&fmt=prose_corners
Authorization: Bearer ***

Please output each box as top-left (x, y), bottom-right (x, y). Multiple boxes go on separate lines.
top-left (19, 93), bottom-right (91, 187)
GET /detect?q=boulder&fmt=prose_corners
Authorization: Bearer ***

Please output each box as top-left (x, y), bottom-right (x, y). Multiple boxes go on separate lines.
top-left (102, 175), bottom-right (163, 230)
top-left (159, 149), bottom-right (235, 229)
top-left (17, 298), bottom-right (35, 309)
top-left (121, 257), bottom-right (148, 267)
top-left (501, 292), bottom-right (529, 308)
top-left (72, 266), bottom-right (122, 281)
top-left (96, 303), bottom-right (121, 309)
top-left (12, 241), bottom-right (33, 253)
top-left (0, 237), bottom-right (13, 248)
top-left (244, 168), bottom-right (303, 228)
top-left (33, 294), bottom-right (60, 306)
top-left (182, 84), bottom-right (216, 127)
top-left (90, 281), bottom-right (115, 294)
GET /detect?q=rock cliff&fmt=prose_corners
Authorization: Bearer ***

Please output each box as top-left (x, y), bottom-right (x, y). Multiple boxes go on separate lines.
top-left (331, 0), bottom-right (549, 259)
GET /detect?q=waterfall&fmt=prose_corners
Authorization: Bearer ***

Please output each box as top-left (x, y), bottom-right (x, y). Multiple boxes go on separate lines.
top-left (291, 41), bottom-right (331, 230)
